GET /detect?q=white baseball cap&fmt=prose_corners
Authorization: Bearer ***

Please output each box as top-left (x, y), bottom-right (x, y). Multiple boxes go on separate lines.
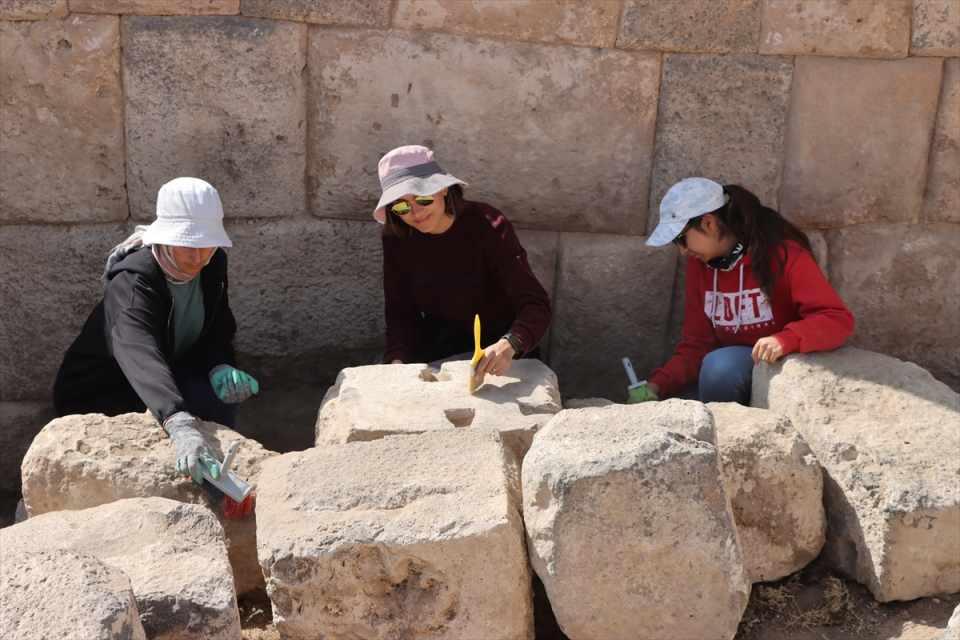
top-left (142, 177), bottom-right (232, 248)
top-left (647, 177), bottom-right (728, 247)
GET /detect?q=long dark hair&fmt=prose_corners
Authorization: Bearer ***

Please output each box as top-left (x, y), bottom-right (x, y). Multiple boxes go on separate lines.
top-left (383, 185), bottom-right (465, 239)
top-left (701, 184), bottom-right (812, 296)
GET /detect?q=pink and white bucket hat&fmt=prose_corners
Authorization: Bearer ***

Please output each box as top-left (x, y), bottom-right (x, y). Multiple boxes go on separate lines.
top-left (372, 145), bottom-right (467, 224)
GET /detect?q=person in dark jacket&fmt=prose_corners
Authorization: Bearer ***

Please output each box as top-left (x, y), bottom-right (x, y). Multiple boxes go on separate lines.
top-left (374, 145), bottom-right (551, 387)
top-left (53, 177), bottom-right (258, 484)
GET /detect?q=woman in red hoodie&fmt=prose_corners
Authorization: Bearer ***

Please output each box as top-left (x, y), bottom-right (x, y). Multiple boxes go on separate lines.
top-left (630, 177), bottom-right (854, 405)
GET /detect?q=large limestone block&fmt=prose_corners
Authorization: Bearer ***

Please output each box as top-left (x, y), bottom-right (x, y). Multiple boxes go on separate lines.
top-left (256, 429), bottom-right (533, 640)
top-left (912, 0), bottom-right (960, 56)
top-left (0, 550), bottom-right (147, 640)
top-left (648, 53), bottom-right (793, 224)
top-left (242, 0), bottom-right (389, 26)
top-left (0, 15), bottom-right (127, 223)
top-left (752, 348), bottom-right (960, 602)
top-left (0, 401), bottom-right (54, 493)
top-left (780, 56), bottom-right (942, 228)
top-left (550, 232), bottom-right (676, 399)
top-left (1, 498), bottom-right (241, 640)
top-left (316, 360), bottom-right (561, 461)
top-left (71, 0), bottom-right (239, 14)
top-left (0, 223), bottom-right (129, 400)
top-left (760, 0), bottom-right (911, 58)
top-left (618, 0), bottom-right (761, 53)
top-left (523, 401), bottom-right (750, 640)
top-left (709, 402), bottom-right (825, 583)
top-left (943, 605), bottom-right (960, 640)
top-left (308, 29), bottom-right (660, 234)
top-left (0, 0), bottom-right (65, 20)
top-left (924, 59), bottom-right (960, 224)
top-left (395, 0), bottom-right (621, 47)
top-left (20, 411), bottom-right (276, 595)
top-left (826, 223), bottom-right (960, 391)
top-left (516, 228), bottom-right (559, 357)
top-left (123, 16), bottom-right (306, 220)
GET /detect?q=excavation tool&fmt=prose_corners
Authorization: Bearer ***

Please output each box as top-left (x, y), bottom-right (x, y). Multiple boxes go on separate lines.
top-left (469, 314), bottom-right (483, 393)
top-left (622, 357), bottom-right (645, 393)
top-left (200, 441), bottom-right (255, 519)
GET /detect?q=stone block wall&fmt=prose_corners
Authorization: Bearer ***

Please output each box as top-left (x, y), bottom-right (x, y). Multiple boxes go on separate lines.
top-left (1, 1), bottom-right (957, 476)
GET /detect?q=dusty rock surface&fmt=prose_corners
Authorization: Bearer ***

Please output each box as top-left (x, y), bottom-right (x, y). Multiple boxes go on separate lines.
top-left (752, 348), bottom-right (960, 602)
top-left (912, 0), bottom-right (960, 56)
top-left (0, 549), bottom-right (147, 640)
top-left (316, 359), bottom-right (561, 461)
top-left (0, 0), bottom-right (66, 22)
top-left (71, 0), bottom-right (239, 14)
top-left (1, 497), bottom-right (239, 639)
top-left (523, 401), bottom-right (750, 640)
top-left (256, 429), bottom-right (532, 640)
top-left (924, 58), bottom-right (960, 224)
top-left (618, 0), bottom-right (761, 53)
top-left (20, 411), bottom-right (276, 595)
top-left (0, 401), bottom-right (53, 493)
top-left (709, 402), bottom-right (825, 583)
top-left (944, 604), bottom-right (960, 640)
top-left (241, 0), bottom-right (388, 26)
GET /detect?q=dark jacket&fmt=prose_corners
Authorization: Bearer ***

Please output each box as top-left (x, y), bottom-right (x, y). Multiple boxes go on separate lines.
top-left (53, 247), bottom-right (236, 424)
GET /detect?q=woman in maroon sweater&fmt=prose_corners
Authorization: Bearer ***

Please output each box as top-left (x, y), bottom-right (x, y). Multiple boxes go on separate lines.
top-left (374, 145), bottom-right (551, 382)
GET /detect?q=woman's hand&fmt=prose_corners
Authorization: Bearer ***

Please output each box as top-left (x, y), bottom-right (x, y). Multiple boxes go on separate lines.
top-left (473, 338), bottom-right (516, 386)
top-left (752, 336), bottom-right (784, 364)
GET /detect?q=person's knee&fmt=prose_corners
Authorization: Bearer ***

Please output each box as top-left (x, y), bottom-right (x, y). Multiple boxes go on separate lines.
top-left (699, 348), bottom-right (753, 403)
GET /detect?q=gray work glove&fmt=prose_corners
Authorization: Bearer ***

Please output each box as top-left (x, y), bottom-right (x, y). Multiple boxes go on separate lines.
top-left (163, 412), bottom-right (220, 485)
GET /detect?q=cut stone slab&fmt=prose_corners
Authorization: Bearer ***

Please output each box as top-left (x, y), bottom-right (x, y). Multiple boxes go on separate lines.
top-left (0, 0), bottom-right (66, 20)
top-left (0, 15), bottom-right (127, 223)
top-left (516, 228), bottom-right (560, 358)
top-left (943, 604), bottom-right (960, 640)
top-left (618, 0), bottom-right (761, 53)
top-left (648, 53), bottom-right (793, 226)
top-left (71, 0), bottom-right (239, 14)
top-left (924, 58), bottom-right (960, 224)
top-left (394, 0), bottom-right (621, 47)
top-left (256, 429), bottom-right (533, 640)
top-left (709, 402), bottom-right (825, 583)
top-left (316, 360), bottom-right (561, 462)
top-left (760, 0), bottom-right (911, 58)
top-left (780, 56), bottom-right (942, 228)
top-left (752, 348), bottom-right (960, 602)
top-left (826, 223), bottom-right (960, 391)
top-left (550, 232), bottom-right (677, 399)
top-left (0, 401), bottom-right (54, 493)
top-left (1, 498), bottom-right (240, 640)
top-left (0, 550), bottom-right (147, 640)
top-left (123, 16), bottom-right (306, 220)
top-left (523, 401), bottom-right (750, 639)
top-left (20, 411), bottom-right (276, 596)
top-left (912, 0), bottom-right (960, 57)
top-left (308, 28), bottom-right (660, 234)
top-left (241, 0), bottom-right (389, 26)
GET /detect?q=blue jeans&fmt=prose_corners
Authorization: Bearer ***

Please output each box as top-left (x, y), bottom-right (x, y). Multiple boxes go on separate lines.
top-left (695, 346), bottom-right (754, 405)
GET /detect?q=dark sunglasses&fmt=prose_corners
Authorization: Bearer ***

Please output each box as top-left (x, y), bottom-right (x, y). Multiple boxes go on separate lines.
top-left (672, 218), bottom-right (698, 247)
top-left (390, 196), bottom-right (435, 216)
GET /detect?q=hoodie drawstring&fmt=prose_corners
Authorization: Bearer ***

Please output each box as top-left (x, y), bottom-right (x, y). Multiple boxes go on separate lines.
top-left (709, 260), bottom-right (746, 334)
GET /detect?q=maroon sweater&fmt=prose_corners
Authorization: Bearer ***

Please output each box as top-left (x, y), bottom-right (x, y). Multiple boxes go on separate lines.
top-left (382, 201), bottom-right (551, 363)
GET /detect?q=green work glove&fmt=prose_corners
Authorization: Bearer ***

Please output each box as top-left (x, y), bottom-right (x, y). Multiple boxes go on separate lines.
top-left (627, 383), bottom-right (658, 404)
top-left (163, 412), bottom-right (220, 485)
top-left (209, 365), bottom-right (260, 404)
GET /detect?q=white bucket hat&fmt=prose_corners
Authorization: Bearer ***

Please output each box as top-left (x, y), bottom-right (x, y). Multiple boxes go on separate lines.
top-left (142, 177), bottom-right (232, 248)
top-left (647, 177), bottom-right (728, 247)
top-left (372, 145), bottom-right (467, 224)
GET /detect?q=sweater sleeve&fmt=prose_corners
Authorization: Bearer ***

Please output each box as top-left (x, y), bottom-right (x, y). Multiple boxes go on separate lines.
top-left (649, 258), bottom-right (718, 398)
top-left (382, 234), bottom-right (417, 363)
top-left (771, 246), bottom-right (855, 355)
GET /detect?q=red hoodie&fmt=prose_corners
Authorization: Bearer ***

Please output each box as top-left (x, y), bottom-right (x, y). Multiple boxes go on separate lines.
top-left (650, 240), bottom-right (854, 398)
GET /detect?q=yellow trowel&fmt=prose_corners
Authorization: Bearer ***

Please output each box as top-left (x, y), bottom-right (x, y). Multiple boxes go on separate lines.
top-left (469, 314), bottom-right (483, 393)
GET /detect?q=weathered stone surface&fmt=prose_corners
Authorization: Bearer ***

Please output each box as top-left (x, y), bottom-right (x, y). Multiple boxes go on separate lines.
top-left (316, 360), bottom-right (561, 462)
top-left (752, 348), bottom-right (960, 602)
top-left (523, 401), bottom-right (750, 639)
top-left (551, 232), bottom-right (676, 399)
top-left (123, 16), bottom-right (306, 220)
top-left (242, 0), bottom-right (388, 26)
top-left (780, 57), bottom-right (942, 228)
top-left (0, 550), bottom-right (147, 640)
top-left (618, 0), bottom-right (761, 53)
top-left (257, 429), bottom-right (533, 640)
top-left (563, 397), bottom-right (614, 409)
top-left (395, 0), bottom-right (620, 47)
top-left (760, 0), bottom-right (911, 58)
top-left (943, 604), bottom-right (960, 640)
top-left (0, 15), bottom-right (126, 223)
top-left (826, 224), bottom-right (960, 391)
top-left (806, 229), bottom-right (829, 273)
top-left (709, 402), bottom-right (825, 583)
top-left (0, 402), bottom-right (54, 493)
top-left (924, 59), bottom-right (960, 224)
top-left (0, 223), bottom-right (129, 400)
top-left (912, 0), bottom-right (960, 56)
top-left (0, 0), bottom-right (65, 20)
top-left (2, 497), bottom-right (240, 639)
top-left (21, 412), bottom-right (276, 595)
top-left (517, 227), bottom-right (559, 357)
top-left (71, 0), bottom-right (239, 14)
top-left (308, 29), bottom-right (660, 234)
top-left (649, 54), bottom-right (793, 224)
